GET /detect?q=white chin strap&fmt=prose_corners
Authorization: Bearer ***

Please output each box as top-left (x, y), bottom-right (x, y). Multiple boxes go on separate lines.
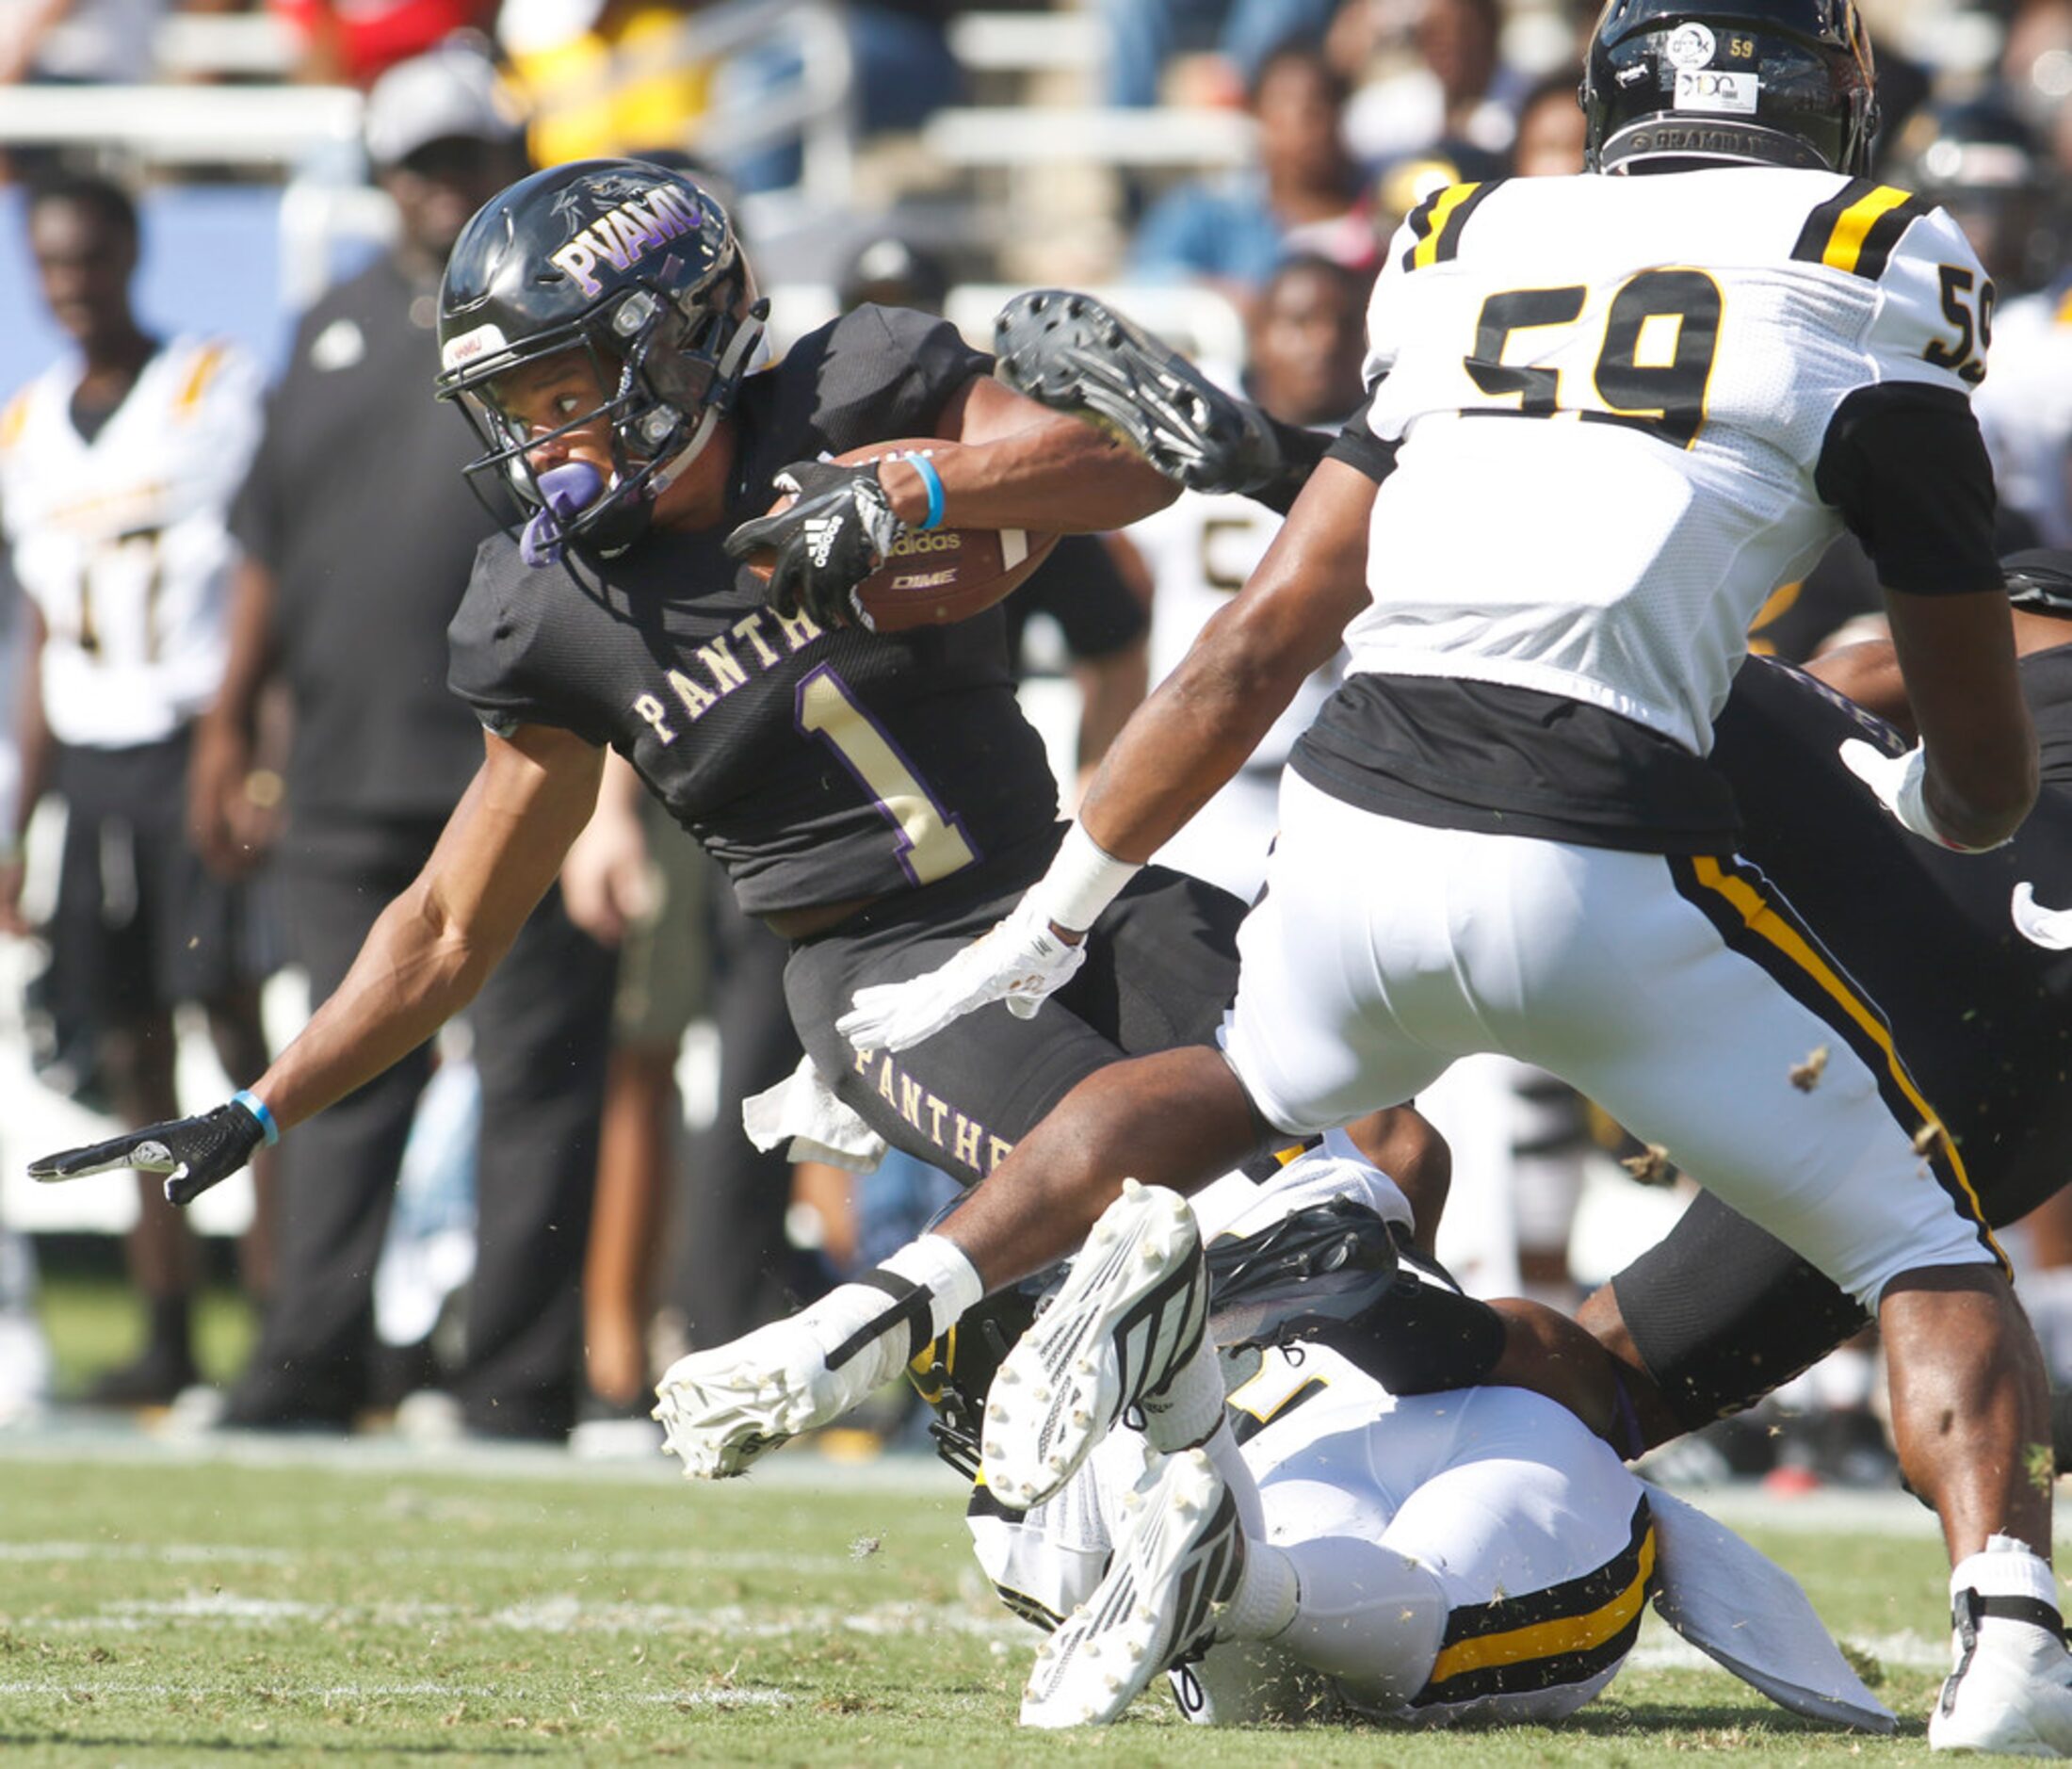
top-left (646, 309), bottom-right (769, 502)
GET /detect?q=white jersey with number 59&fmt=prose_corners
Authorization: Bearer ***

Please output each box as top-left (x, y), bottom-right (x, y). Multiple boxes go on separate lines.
top-left (1345, 167), bottom-right (1989, 755)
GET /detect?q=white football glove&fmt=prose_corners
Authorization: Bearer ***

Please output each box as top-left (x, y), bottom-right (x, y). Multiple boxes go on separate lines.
top-left (837, 893), bottom-right (1089, 1052)
top-left (1837, 738), bottom-right (2009, 853)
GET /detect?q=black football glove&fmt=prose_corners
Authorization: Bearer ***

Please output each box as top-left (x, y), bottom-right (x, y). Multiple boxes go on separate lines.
top-left (723, 459), bottom-right (904, 628)
top-left (29, 1097), bottom-right (268, 1206)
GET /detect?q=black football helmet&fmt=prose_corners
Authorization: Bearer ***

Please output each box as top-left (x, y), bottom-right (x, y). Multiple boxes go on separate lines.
top-left (1895, 91), bottom-right (2055, 290)
top-left (1581, 0), bottom-right (1879, 176)
top-left (434, 159), bottom-right (766, 556)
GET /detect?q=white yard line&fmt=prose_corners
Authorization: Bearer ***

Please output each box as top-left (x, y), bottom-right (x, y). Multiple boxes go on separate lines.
top-left (0, 1678), bottom-right (795, 1707)
top-left (0, 1540), bottom-right (855, 1573)
top-left (0, 1423), bottom-right (964, 1491)
top-left (4, 1593), bottom-right (1031, 1644)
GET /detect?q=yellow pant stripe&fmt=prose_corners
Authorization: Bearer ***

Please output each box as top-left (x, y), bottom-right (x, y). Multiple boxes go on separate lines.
top-left (1427, 1529), bottom-right (1656, 1684)
top-left (1689, 854), bottom-right (1997, 1253)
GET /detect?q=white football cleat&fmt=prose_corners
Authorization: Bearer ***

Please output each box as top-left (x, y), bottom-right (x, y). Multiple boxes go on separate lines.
top-left (1021, 1447), bottom-right (1242, 1728)
top-left (992, 291), bottom-right (1285, 495)
top-left (1930, 1613), bottom-right (2072, 1755)
top-left (652, 1280), bottom-right (926, 1479)
top-left (981, 1178), bottom-right (1207, 1511)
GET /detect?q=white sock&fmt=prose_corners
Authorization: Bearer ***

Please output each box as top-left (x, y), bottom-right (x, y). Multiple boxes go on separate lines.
top-left (877, 1233), bottom-right (985, 1340)
top-left (1275, 1536), bottom-right (1448, 1704)
top-left (1224, 1537), bottom-right (1301, 1640)
top-left (1951, 1535), bottom-right (2065, 1664)
top-left (1199, 1416), bottom-right (1265, 1538)
top-left (1141, 1331), bottom-right (1226, 1453)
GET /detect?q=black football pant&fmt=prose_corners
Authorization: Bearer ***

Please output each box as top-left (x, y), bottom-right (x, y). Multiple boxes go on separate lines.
top-left (785, 843), bottom-right (1255, 1190)
top-left (235, 817), bottom-right (613, 1437)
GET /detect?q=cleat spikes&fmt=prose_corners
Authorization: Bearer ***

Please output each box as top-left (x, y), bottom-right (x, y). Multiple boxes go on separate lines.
top-left (982, 1180), bottom-right (1209, 1509)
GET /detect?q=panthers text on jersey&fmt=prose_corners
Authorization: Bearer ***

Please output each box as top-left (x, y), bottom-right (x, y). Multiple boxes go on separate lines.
top-left (1347, 168), bottom-right (1995, 753)
top-left (0, 337), bottom-right (263, 749)
top-left (447, 305), bottom-right (1060, 916)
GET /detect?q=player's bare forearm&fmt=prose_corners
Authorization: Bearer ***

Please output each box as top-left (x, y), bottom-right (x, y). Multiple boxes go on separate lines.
top-left (1487, 1297), bottom-right (1652, 1452)
top-left (251, 725), bottom-right (604, 1128)
top-left (877, 377), bottom-right (1178, 535)
top-left (1076, 459), bottom-right (1376, 861)
top-left (1886, 586), bottom-right (2038, 848)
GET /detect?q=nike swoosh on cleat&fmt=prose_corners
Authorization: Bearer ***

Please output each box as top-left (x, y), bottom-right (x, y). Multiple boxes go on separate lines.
top-left (2013, 882), bottom-right (2072, 950)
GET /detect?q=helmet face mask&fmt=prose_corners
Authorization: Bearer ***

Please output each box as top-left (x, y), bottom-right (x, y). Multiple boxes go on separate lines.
top-left (435, 160), bottom-right (766, 555)
top-left (1581, 0), bottom-right (1879, 178)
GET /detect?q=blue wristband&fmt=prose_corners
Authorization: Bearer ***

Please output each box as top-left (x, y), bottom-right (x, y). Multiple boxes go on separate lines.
top-left (233, 1089), bottom-right (280, 1147)
top-left (908, 452), bottom-right (947, 531)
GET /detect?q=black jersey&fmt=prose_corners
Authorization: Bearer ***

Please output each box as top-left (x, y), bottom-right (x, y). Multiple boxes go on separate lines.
top-left (1713, 656), bottom-right (2072, 1220)
top-left (446, 305), bottom-right (1060, 916)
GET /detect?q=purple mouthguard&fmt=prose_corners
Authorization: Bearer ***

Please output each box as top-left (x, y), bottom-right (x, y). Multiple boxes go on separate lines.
top-left (520, 462), bottom-right (607, 567)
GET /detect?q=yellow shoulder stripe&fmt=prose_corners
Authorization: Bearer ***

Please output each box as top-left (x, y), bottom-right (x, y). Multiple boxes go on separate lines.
top-left (174, 342), bottom-right (228, 416)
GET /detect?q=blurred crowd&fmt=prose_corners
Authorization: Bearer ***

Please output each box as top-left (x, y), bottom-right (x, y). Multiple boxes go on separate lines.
top-left (0, 0), bottom-right (2067, 1481)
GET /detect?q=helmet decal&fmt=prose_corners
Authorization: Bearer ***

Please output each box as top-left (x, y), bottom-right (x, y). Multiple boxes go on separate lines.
top-left (440, 321), bottom-right (508, 373)
top-left (549, 182), bottom-right (704, 300)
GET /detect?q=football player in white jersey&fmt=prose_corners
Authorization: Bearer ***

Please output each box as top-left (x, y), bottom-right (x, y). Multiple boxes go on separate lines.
top-left (657, 0), bottom-right (2072, 1749)
top-left (1126, 254), bottom-right (1365, 900)
top-left (0, 176), bottom-right (272, 1404)
top-left (932, 1148), bottom-right (1890, 1733)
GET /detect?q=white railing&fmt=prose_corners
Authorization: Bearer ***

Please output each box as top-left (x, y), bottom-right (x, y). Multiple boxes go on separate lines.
top-left (0, 82), bottom-right (363, 168)
top-left (922, 105), bottom-right (1254, 170)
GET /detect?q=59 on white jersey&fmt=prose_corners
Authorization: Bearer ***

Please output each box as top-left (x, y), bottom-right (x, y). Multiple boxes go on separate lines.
top-left (0, 336), bottom-right (264, 749)
top-left (1344, 168), bottom-right (1992, 755)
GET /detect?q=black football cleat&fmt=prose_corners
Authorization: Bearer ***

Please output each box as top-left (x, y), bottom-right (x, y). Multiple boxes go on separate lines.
top-left (993, 290), bottom-right (1286, 496)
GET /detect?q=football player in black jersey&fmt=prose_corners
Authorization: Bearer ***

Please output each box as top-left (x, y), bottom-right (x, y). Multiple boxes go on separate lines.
top-left (23, 157), bottom-right (1421, 1434)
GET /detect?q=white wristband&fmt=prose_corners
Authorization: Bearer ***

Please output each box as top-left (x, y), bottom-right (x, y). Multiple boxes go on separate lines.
top-left (1032, 822), bottom-right (1141, 934)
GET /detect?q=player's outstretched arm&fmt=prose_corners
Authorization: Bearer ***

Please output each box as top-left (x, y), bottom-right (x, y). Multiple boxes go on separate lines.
top-left (30, 722), bottom-right (606, 1200)
top-left (838, 461), bottom-right (1375, 1052)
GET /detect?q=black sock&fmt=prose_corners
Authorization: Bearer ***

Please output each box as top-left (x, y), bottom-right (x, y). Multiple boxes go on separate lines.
top-left (147, 1294), bottom-right (192, 1361)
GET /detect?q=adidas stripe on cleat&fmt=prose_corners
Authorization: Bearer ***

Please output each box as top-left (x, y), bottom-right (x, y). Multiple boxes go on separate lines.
top-left (981, 1178), bottom-right (1208, 1510)
top-left (1020, 1447), bottom-right (1243, 1728)
top-left (993, 291), bottom-right (1285, 496)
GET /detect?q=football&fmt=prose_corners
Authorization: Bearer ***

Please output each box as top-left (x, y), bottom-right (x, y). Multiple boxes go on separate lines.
top-left (752, 439), bottom-right (1059, 633)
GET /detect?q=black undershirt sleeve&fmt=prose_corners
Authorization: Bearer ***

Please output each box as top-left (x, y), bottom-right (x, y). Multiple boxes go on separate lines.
top-left (1323, 392), bottom-right (1400, 487)
top-left (1814, 381), bottom-right (2002, 596)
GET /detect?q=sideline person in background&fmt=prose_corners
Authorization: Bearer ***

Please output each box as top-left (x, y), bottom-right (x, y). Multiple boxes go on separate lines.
top-left (0, 173), bottom-right (275, 1406)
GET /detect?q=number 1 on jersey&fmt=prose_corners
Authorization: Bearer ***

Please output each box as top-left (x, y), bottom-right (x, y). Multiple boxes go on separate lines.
top-left (797, 665), bottom-right (979, 885)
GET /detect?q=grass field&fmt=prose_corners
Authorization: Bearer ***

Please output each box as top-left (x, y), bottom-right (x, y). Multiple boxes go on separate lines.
top-left (0, 1424), bottom-right (1998, 1768)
